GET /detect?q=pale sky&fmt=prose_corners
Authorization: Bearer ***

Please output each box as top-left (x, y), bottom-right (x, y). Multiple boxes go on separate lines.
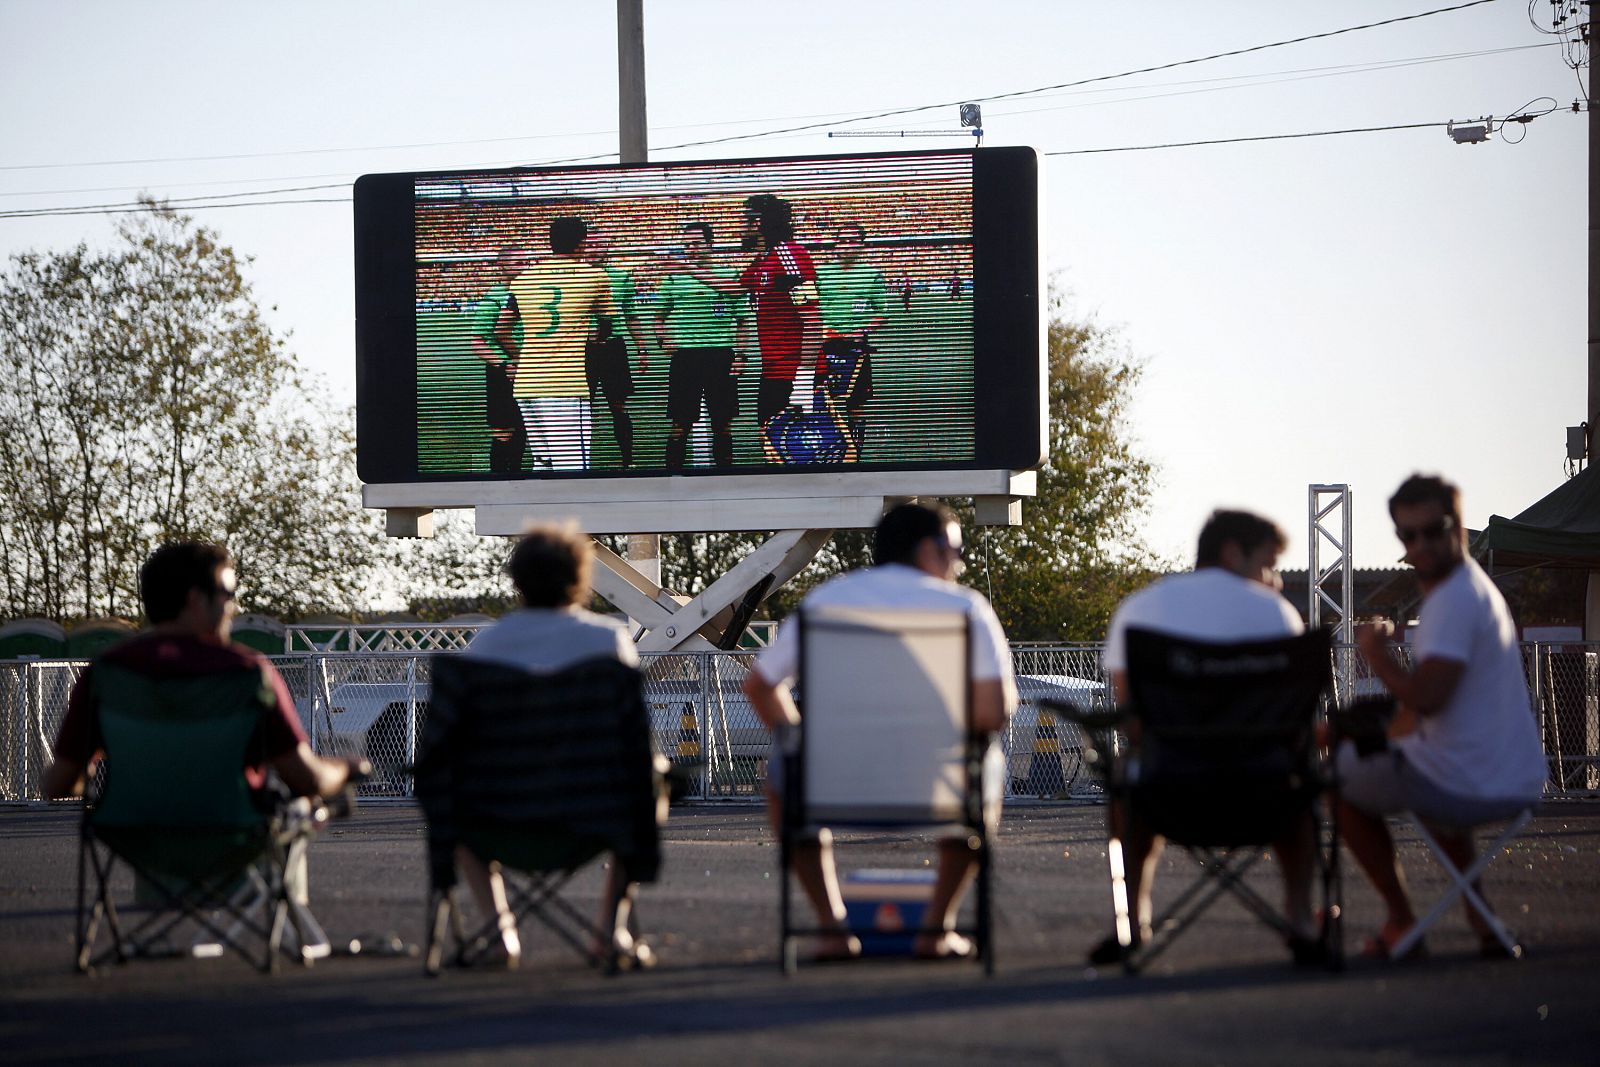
top-left (0, 0), bottom-right (1585, 579)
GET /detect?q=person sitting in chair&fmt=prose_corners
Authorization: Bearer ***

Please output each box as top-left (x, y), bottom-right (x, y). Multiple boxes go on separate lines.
top-left (449, 523), bottom-right (646, 969)
top-left (43, 541), bottom-right (364, 804)
top-left (742, 502), bottom-right (1017, 961)
top-left (1094, 509), bottom-right (1322, 965)
top-left (1343, 474), bottom-right (1546, 960)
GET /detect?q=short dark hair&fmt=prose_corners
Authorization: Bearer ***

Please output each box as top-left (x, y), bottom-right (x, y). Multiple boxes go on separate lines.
top-left (1195, 510), bottom-right (1286, 569)
top-left (549, 216), bottom-right (588, 255)
top-left (683, 221), bottom-right (713, 246)
top-left (140, 541), bottom-right (231, 624)
top-left (874, 502), bottom-right (958, 567)
top-left (743, 194), bottom-right (794, 244)
top-left (1388, 473), bottom-right (1462, 525)
top-left (506, 524), bottom-right (592, 609)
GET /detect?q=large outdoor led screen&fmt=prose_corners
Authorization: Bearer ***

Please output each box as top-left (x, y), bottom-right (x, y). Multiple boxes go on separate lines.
top-left (354, 147), bottom-right (1041, 484)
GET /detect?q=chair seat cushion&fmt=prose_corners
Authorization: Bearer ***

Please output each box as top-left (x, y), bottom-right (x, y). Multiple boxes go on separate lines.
top-left (1132, 776), bottom-right (1317, 847)
top-left (459, 820), bottom-right (609, 874)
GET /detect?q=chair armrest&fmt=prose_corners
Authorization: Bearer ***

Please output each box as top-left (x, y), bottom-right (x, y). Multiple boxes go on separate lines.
top-left (1039, 697), bottom-right (1125, 733)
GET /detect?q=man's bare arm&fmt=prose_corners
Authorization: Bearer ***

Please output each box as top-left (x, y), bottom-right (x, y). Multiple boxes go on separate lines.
top-left (742, 671), bottom-right (799, 731)
top-left (1356, 623), bottom-right (1465, 717)
top-left (42, 756), bottom-right (88, 800)
top-left (971, 678), bottom-right (1013, 735)
top-left (272, 743), bottom-right (360, 800)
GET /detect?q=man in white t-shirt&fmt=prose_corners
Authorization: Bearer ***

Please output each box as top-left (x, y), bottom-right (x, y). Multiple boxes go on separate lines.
top-left (1344, 474), bottom-right (1545, 960)
top-left (742, 502), bottom-right (1018, 961)
top-left (453, 524), bottom-right (640, 969)
top-left (1095, 510), bottom-right (1319, 965)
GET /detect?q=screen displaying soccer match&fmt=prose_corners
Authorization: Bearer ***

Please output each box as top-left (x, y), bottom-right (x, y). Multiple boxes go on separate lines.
top-left (354, 147), bottom-right (1040, 484)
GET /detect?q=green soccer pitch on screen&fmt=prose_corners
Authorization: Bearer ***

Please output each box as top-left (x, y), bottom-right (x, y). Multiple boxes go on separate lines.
top-left (354, 147), bottom-right (1042, 484)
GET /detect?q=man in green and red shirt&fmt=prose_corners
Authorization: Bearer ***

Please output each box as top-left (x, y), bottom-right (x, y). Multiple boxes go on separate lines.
top-left (44, 542), bottom-right (364, 804)
top-left (655, 222), bottom-right (748, 470)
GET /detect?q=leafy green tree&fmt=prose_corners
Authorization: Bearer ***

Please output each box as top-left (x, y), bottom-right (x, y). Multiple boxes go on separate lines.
top-left (963, 308), bottom-right (1165, 641)
top-left (0, 200), bottom-right (380, 621)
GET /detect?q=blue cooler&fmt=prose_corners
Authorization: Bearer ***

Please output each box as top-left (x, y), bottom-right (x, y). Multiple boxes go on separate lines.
top-left (841, 869), bottom-right (936, 955)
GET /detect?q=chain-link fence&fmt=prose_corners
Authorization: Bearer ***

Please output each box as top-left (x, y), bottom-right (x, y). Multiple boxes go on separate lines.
top-left (5, 642), bottom-right (1596, 803)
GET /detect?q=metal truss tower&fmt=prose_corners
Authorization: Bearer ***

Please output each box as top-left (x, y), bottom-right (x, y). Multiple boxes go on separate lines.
top-left (1309, 484), bottom-right (1355, 697)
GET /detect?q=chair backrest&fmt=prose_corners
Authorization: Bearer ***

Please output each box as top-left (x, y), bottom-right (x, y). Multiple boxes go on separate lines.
top-left (797, 605), bottom-right (971, 825)
top-left (417, 655), bottom-right (660, 882)
top-left (90, 662), bottom-right (269, 829)
top-left (1123, 627), bottom-right (1332, 778)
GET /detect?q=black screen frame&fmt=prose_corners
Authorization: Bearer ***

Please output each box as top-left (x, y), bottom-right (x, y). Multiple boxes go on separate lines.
top-left (354, 146), bottom-right (1042, 485)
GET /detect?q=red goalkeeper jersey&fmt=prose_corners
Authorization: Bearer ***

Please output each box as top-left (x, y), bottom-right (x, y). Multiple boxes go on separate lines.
top-left (740, 240), bottom-right (820, 382)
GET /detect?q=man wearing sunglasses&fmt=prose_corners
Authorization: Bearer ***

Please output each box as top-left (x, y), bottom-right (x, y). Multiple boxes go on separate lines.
top-left (743, 502), bottom-right (1017, 961)
top-left (43, 541), bottom-right (366, 804)
top-left (1342, 474), bottom-right (1546, 960)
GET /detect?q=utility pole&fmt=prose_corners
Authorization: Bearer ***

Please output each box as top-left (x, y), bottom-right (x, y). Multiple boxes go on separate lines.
top-left (1590, 4), bottom-right (1599, 458)
top-left (617, 0), bottom-right (661, 589)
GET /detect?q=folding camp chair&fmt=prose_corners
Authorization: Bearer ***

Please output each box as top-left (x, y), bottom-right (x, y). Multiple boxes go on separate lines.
top-left (780, 605), bottom-right (994, 975)
top-left (75, 662), bottom-right (327, 974)
top-left (416, 655), bottom-right (664, 976)
top-left (1046, 627), bottom-right (1340, 973)
top-left (1386, 808), bottom-right (1533, 961)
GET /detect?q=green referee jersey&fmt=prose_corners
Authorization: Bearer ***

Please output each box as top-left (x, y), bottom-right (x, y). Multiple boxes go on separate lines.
top-left (816, 263), bottom-right (887, 334)
top-left (470, 284), bottom-right (521, 355)
top-left (596, 266), bottom-right (636, 345)
top-left (656, 268), bottom-right (743, 349)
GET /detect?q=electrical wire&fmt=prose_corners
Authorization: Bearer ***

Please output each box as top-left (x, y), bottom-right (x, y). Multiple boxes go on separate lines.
top-left (505, 0), bottom-right (1517, 166)
top-left (0, 112), bottom-right (1546, 221)
top-left (1045, 121), bottom-right (1449, 155)
top-left (4, 41), bottom-right (1553, 204)
top-left (0, 0), bottom-right (1518, 213)
top-left (1493, 94), bottom-right (1560, 141)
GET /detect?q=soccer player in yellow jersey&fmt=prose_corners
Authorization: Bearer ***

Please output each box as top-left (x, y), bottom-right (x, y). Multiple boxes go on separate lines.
top-left (499, 217), bottom-right (614, 471)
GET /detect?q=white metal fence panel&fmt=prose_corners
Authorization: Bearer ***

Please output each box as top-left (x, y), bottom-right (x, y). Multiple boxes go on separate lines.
top-left (3, 642), bottom-right (1594, 802)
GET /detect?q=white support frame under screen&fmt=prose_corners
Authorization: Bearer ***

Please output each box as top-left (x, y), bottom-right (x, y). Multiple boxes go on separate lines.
top-left (364, 469), bottom-right (1035, 535)
top-left (366, 469), bottom-right (1035, 652)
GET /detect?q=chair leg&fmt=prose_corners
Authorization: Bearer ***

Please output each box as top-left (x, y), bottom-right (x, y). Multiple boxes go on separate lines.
top-left (978, 833), bottom-right (994, 978)
top-left (425, 891), bottom-right (454, 977)
top-left (1107, 836), bottom-right (1135, 962)
top-left (1392, 812), bottom-right (1530, 961)
top-left (780, 830), bottom-right (796, 976)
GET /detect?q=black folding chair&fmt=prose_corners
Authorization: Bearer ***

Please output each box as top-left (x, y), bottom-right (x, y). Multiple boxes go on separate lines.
top-left (780, 605), bottom-right (994, 975)
top-left (416, 655), bottom-right (664, 976)
top-left (1047, 627), bottom-right (1341, 973)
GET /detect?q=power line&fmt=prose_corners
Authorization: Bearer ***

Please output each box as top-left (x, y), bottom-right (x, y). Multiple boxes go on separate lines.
top-left (0, 197), bottom-right (350, 220)
top-left (534, 0), bottom-right (1507, 165)
top-left (5, 0), bottom-right (1504, 182)
top-left (4, 40), bottom-right (1552, 204)
top-left (3, 108), bottom-right (1565, 222)
top-left (1045, 121), bottom-right (1450, 155)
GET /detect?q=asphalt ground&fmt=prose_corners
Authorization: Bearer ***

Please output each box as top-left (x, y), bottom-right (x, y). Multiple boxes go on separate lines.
top-left (2, 801), bottom-right (1598, 1066)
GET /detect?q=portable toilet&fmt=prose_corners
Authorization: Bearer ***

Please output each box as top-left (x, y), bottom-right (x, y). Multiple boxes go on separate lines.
top-left (66, 618), bottom-right (138, 659)
top-left (0, 618), bottom-right (68, 660)
top-left (231, 613), bottom-right (287, 655)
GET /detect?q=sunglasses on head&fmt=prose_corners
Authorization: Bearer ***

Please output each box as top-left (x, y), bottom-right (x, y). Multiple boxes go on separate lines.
top-left (1395, 516), bottom-right (1455, 546)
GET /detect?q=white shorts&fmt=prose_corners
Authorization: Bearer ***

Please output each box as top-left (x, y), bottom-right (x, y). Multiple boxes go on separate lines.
top-left (1337, 742), bottom-right (1534, 830)
top-left (517, 397), bottom-right (591, 470)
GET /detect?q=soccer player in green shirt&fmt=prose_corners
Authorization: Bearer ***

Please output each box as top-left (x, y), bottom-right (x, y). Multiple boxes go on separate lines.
top-left (815, 222), bottom-right (888, 462)
top-left (469, 247), bottom-right (528, 473)
top-left (654, 222), bottom-right (747, 470)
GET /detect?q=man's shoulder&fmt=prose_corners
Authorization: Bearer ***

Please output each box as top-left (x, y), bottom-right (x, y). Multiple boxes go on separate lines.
top-left (805, 565), bottom-right (989, 613)
top-left (1114, 570), bottom-right (1300, 632)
